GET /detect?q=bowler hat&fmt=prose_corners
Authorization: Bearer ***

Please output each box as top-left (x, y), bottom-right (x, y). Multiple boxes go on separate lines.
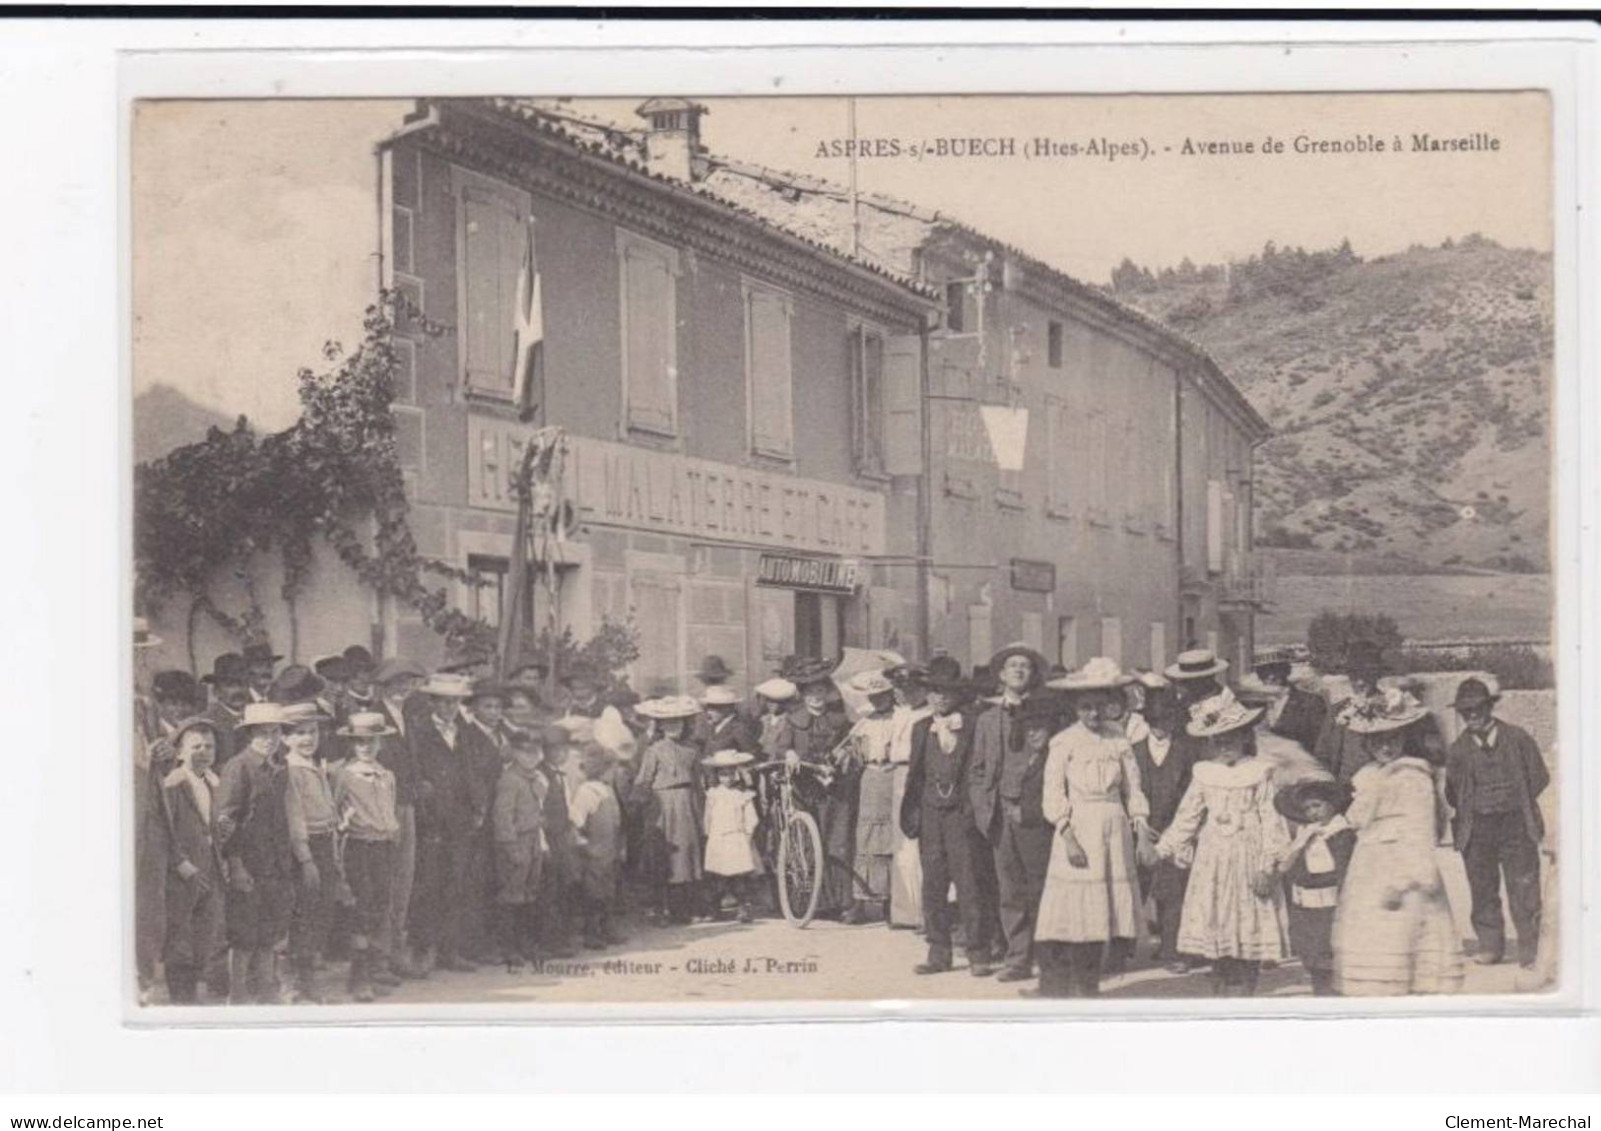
top-left (152, 669), bottom-right (201, 706)
top-left (374, 657), bottom-right (426, 685)
top-left (269, 665), bottom-right (325, 705)
top-left (926, 655), bottom-right (964, 684)
top-left (1452, 677), bottom-right (1501, 711)
top-left (342, 645), bottom-right (376, 675)
top-left (1274, 778), bottom-right (1352, 824)
top-left (312, 655), bottom-right (351, 683)
top-left (242, 642), bottom-right (283, 665)
top-left (695, 655), bottom-right (735, 683)
top-left (202, 653), bottom-right (249, 686)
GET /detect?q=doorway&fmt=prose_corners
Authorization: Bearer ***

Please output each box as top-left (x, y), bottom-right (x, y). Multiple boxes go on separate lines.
top-left (794, 591), bottom-right (845, 662)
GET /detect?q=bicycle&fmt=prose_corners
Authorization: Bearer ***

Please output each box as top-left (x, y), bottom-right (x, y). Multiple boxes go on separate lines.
top-left (752, 758), bottom-right (831, 928)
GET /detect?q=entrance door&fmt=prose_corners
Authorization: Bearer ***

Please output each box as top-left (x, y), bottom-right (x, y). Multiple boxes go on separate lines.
top-left (795, 592), bottom-right (845, 663)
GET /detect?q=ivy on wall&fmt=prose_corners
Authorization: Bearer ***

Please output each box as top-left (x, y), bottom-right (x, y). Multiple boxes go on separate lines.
top-left (135, 292), bottom-right (498, 671)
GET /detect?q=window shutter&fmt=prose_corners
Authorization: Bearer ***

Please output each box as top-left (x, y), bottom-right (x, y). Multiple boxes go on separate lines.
top-left (747, 289), bottom-right (793, 456)
top-left (462, 193), bottom-right (506, 389)
top-left (625, 246), bottom-right (675, 432)
top-left (1149, 621), bottom-right (1166, 673)
top-left (881, 332), bottom-right (922, 476)
top-left (1100, 616), bottom-right (1123, 664)
top-left (1207, 479), bottom-right (1225, 572)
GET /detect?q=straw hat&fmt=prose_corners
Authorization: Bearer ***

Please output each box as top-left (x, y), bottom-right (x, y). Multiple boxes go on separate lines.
top-left (1048, 656), bottom-right (1133, 693)
top-left (1344, 686), bottom-right (1429, 734)
top-left (235, 702), bottom-right (289, 730)
top-left (419, 672), bottom-right (475, 698)
top-left (280, 701), bottom-right (332, 727)
top-left (1165, 649), bottom-right (1229, 682)
top-left (702, 748), bottom-right (755, 769)
top-left (700, 685), bottom-right (742, 708)
top-left (754, 677), bottom-right (798, 702)
top-left (1274, 778), bottom-right (1352, 824)
top-left (1185, 689), bottom-right (1265, 738)
top-left (849, 670), bottom-right (895, 697)
top-left (337, 711), bottom-right (397, 739)
top-left (635, 695), bottom-right (702, 721)
top-left (133, 616), bottom-right (162, 650)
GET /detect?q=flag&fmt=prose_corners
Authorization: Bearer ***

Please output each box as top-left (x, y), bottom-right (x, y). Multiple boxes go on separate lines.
top-left (512, 219), bottom-right (544, 424)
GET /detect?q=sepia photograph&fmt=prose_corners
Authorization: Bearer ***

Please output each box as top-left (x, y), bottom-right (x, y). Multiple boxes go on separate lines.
top-left (129, 88), bottom-right (1560, 1014)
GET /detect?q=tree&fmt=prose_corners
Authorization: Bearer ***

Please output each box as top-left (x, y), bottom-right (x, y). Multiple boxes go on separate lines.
top-left (1306, 610), bottom-right (1404, 675)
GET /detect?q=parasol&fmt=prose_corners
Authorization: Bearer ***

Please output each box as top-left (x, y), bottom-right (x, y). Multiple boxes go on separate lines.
top-left (831, 647), bottom-right (907, 718)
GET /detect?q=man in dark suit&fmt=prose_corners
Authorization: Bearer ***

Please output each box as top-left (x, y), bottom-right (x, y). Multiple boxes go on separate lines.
top-left (1446, 678), bottom-right (1549, 969)
top-left (967, 644), bottom-right (1052, 982)
top-left (408, 672), bottom-right (485, 974)
top-left (201, 653), bottom-right (252, 769)
top-left (901, 671), bottom-right (991, 976)
top-left (371, 657), bottom-right (425, 979)
top-left (1257, 659), bottom-right (1329, 753)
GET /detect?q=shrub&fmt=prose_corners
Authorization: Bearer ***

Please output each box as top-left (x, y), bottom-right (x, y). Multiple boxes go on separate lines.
top-left (1306, 610), bottom-right (1404, 674)
top-left (1396, 644), bottom-right (1553, 691)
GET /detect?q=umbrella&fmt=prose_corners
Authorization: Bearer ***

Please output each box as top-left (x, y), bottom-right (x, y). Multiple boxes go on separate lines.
top-left (831, 647), bottom-right (907, 719)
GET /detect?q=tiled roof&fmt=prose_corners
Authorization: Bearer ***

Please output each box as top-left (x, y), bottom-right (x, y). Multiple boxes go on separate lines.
top-left (464, 98), bottom-right (1267, 437)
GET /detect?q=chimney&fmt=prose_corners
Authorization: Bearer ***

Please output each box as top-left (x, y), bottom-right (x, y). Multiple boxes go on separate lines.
top-left (635, 98), bottom-right (708, 183)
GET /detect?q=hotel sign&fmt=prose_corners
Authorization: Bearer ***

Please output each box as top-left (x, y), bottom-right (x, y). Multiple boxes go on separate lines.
top-left (756, 554), bottom-right (861, 595)
top-left (468, 418), bottom-right (886, 557)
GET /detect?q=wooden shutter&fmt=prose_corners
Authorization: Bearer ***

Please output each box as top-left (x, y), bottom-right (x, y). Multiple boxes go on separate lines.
top-left (747, 288), bottom-right (793, 456)
top-left (1100, 616), bottom-right (1123, 664)
top-left (624, 242), bottom-right (676, 433)
top-left (1149, 621), bottom-right (1167, 673)
top-left (461, 188), bottom-right (522, 392)
top-left (1207, 479), bottom-right (1225, 573)
top-left (881, 332), bottom-right (921, 476)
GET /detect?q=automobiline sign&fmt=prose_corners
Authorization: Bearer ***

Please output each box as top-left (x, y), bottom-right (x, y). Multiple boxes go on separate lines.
top-left (756, 553), bottom-right (860, 594)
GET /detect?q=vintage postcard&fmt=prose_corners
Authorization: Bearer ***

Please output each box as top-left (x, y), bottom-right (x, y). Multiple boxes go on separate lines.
top-left (130, 88), bottom-right (1560, 1015)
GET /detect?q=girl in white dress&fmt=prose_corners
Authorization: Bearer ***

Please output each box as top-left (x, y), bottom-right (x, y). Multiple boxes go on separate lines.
top-left (1156, 689), bottom-right (1292, 996)
top-left (701, 749), bottom-right (760, 923)
top-left (1332, 688), bottom-right (1465, 996)
top-left (1034, 658), bottom-right (1151, 998)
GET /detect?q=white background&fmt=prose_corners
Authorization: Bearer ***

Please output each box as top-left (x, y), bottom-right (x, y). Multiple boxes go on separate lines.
top-left (1, 17), bottom-right (1598, 1094)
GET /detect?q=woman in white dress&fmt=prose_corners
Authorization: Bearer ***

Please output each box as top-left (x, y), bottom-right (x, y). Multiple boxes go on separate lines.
top-left (1332, 688), bottom-right (1465, 996)
top-left (1033, 658), bottom-right (1150, 998)
top-left (843, 670), bottom-right (902, 924)
top-left (1156, 689), bottom-right (1292, 996)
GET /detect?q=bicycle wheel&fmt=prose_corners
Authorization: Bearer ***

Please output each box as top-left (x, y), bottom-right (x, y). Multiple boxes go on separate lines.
top-left (776, 809), bottom-right (824, 927)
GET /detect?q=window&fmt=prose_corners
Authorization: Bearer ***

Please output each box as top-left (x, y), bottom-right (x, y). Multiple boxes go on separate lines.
top-left (466, 554), bottom-right (508, 629)
top-left (850, 324), bottom-right (886, 474)
top-left (1058, 615), bottom-right (1078, 668)
top-left (968, 604), bottom-right (993, 672)
top-left (1045, 394), bottom-right (1072, 515)
top-left (744, 284), bottom-right (794, 458)
top-left (391, 205), bottom-right (414, 275)
top-left (1149, 621), bottom-right (1167, 674)
top-left (457, 182), bottom-right (526, 393)
top-left (1047, 320), bottom-right (1064, 368)
top-left (617, 229), bottom-right (680, 436)
top-left (944, 281), bottom-right (967, 333)
top-left (1100, 617), bottom-right (1123, 664)
top-left (1020, 611), bottom-right (1043, 653)
top-left (1207, 478), bottom-right (1226, 572)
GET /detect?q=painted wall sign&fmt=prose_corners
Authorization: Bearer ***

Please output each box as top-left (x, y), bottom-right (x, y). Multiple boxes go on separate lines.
top-left (1010, 558), bottom-right (1057, 593)
top-left (755, 553), bottom-right (860, 595)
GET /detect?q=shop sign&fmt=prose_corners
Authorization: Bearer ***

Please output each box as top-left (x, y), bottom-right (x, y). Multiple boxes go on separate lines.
top-left (1010, 558), bottom-right (1056, 593)
top-left (756, 554), bottom-right (861, 595)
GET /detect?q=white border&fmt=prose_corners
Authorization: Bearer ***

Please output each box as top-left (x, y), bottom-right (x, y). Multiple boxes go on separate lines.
top-left (1, 17), bottom-right (1594, 1092)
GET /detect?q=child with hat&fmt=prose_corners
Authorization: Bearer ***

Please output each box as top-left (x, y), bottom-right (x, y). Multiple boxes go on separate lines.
top-left (330, 712), bottom-right (402, 1001)
top-left (155, 717), bottom-right (227, 1004)
top-left (491, 728), bottom-right (549, 972)
top-left (702, 748), bottom-right (761, 923)
top-left (1154, 690), bottom-right (1292, 997)
top-left (569, 745), bottom-right (625, 948)
top-left (1273, 779), bottom-right (1356, 996)
top-left (753, 677), bottom-right (798, 762)
top-left (281, 701), bottom-right (340, 1003)
top-left (534, 724), bottom-right (582, 960)
top-left (633, 696), bottom-right (706, 924)
top-left (215, 702), bottom-right (295, 1004)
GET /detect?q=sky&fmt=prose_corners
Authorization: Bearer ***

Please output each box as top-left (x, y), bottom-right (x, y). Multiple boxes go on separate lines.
top-left (133, 92), bottom-right (1550, 433)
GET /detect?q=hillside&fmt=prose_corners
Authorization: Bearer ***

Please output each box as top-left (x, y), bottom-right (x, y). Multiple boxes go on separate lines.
top-left (1111, 238), bottom-right (1552, 571)
top-left (134, 383), bottom-right (238, 463)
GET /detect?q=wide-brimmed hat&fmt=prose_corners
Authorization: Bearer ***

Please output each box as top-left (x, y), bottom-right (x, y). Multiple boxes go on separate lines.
top-left (374, 657), bottom-right (426, 685)
top-left (202, 652), bottom-right (249, 686)
top-left (1048, 656), bottom-right (1134, 693)
top-left (133, 616), bottom-right (163, 650)
top-left (312, 654), bottom-right (351, 683)
top-left (1344, 686), bottom-right (1429, 734)
top-left (151, 669), bottom-right (201, 705)
top-left (754, 677), bottom-right (798, 702)
top-left (337, 711), bottom-right (397, 739)
top-left (270, 665), bottom-right (325, 705)
top-left (885, 662), bottom-right (928, 687)
top-left (703, 748), bottom-right (755, 769)
top-left (235, 702), bottom-right (289, 730)
top-left (1255, 659), bottom-right (1293, 685)
top-left (1186, 689), bottom-right (1264, 738)
top-left (1233, 672), bottom-right (1283, 706)
top-left (1166, 649), bottom-right (1229, 682)
top-left (1452, 677), bottom-right (1501, 711)
top-left (1274, 778), bottom-right (1352, 824)
top-left (924, 668), bottom-right (972, 698)
top-left (420, 672), bottom-right (475, 698)
top-left (635, 695), bottom-right (701, 721)
top-left (279, 701), bottom-right (332, 727)
top-left (925, 655), bottom-right (964, 683)
top-left (783, 657), bottom-right (836, 689)
top-left (694, 655), bottom-right (735, 683)
top-left (170, 715), bottom-right (220, 751)
top-left (242, 642), bottom-right (283, 666)
top-left (988, 643), bottom-right (1047, 690)
top-left (700, 685), bottom-right (742, 708)
top-left (849, 669), bottom-right (896, 697)
top-left (342, 645), bottom-right (376, 676)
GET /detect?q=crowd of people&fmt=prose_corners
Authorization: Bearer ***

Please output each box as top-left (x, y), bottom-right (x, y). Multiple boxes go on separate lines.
top-left (131, 617), bottom-right (1552, 1005)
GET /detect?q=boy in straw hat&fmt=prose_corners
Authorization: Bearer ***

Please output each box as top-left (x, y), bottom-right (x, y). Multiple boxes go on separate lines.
top-left (330, 712), bottom-right (401, 1001)
top-left (1154, 689), bottom-right (1292, 997)
top-left (281, 701), bottom-right (340, 1003)
top-left (1445, 676), bottom-right (1549, 969)
top-left (702, 749), bottom-right (761, 923)
top-left (215, 702), bottom-right (295, 1003)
